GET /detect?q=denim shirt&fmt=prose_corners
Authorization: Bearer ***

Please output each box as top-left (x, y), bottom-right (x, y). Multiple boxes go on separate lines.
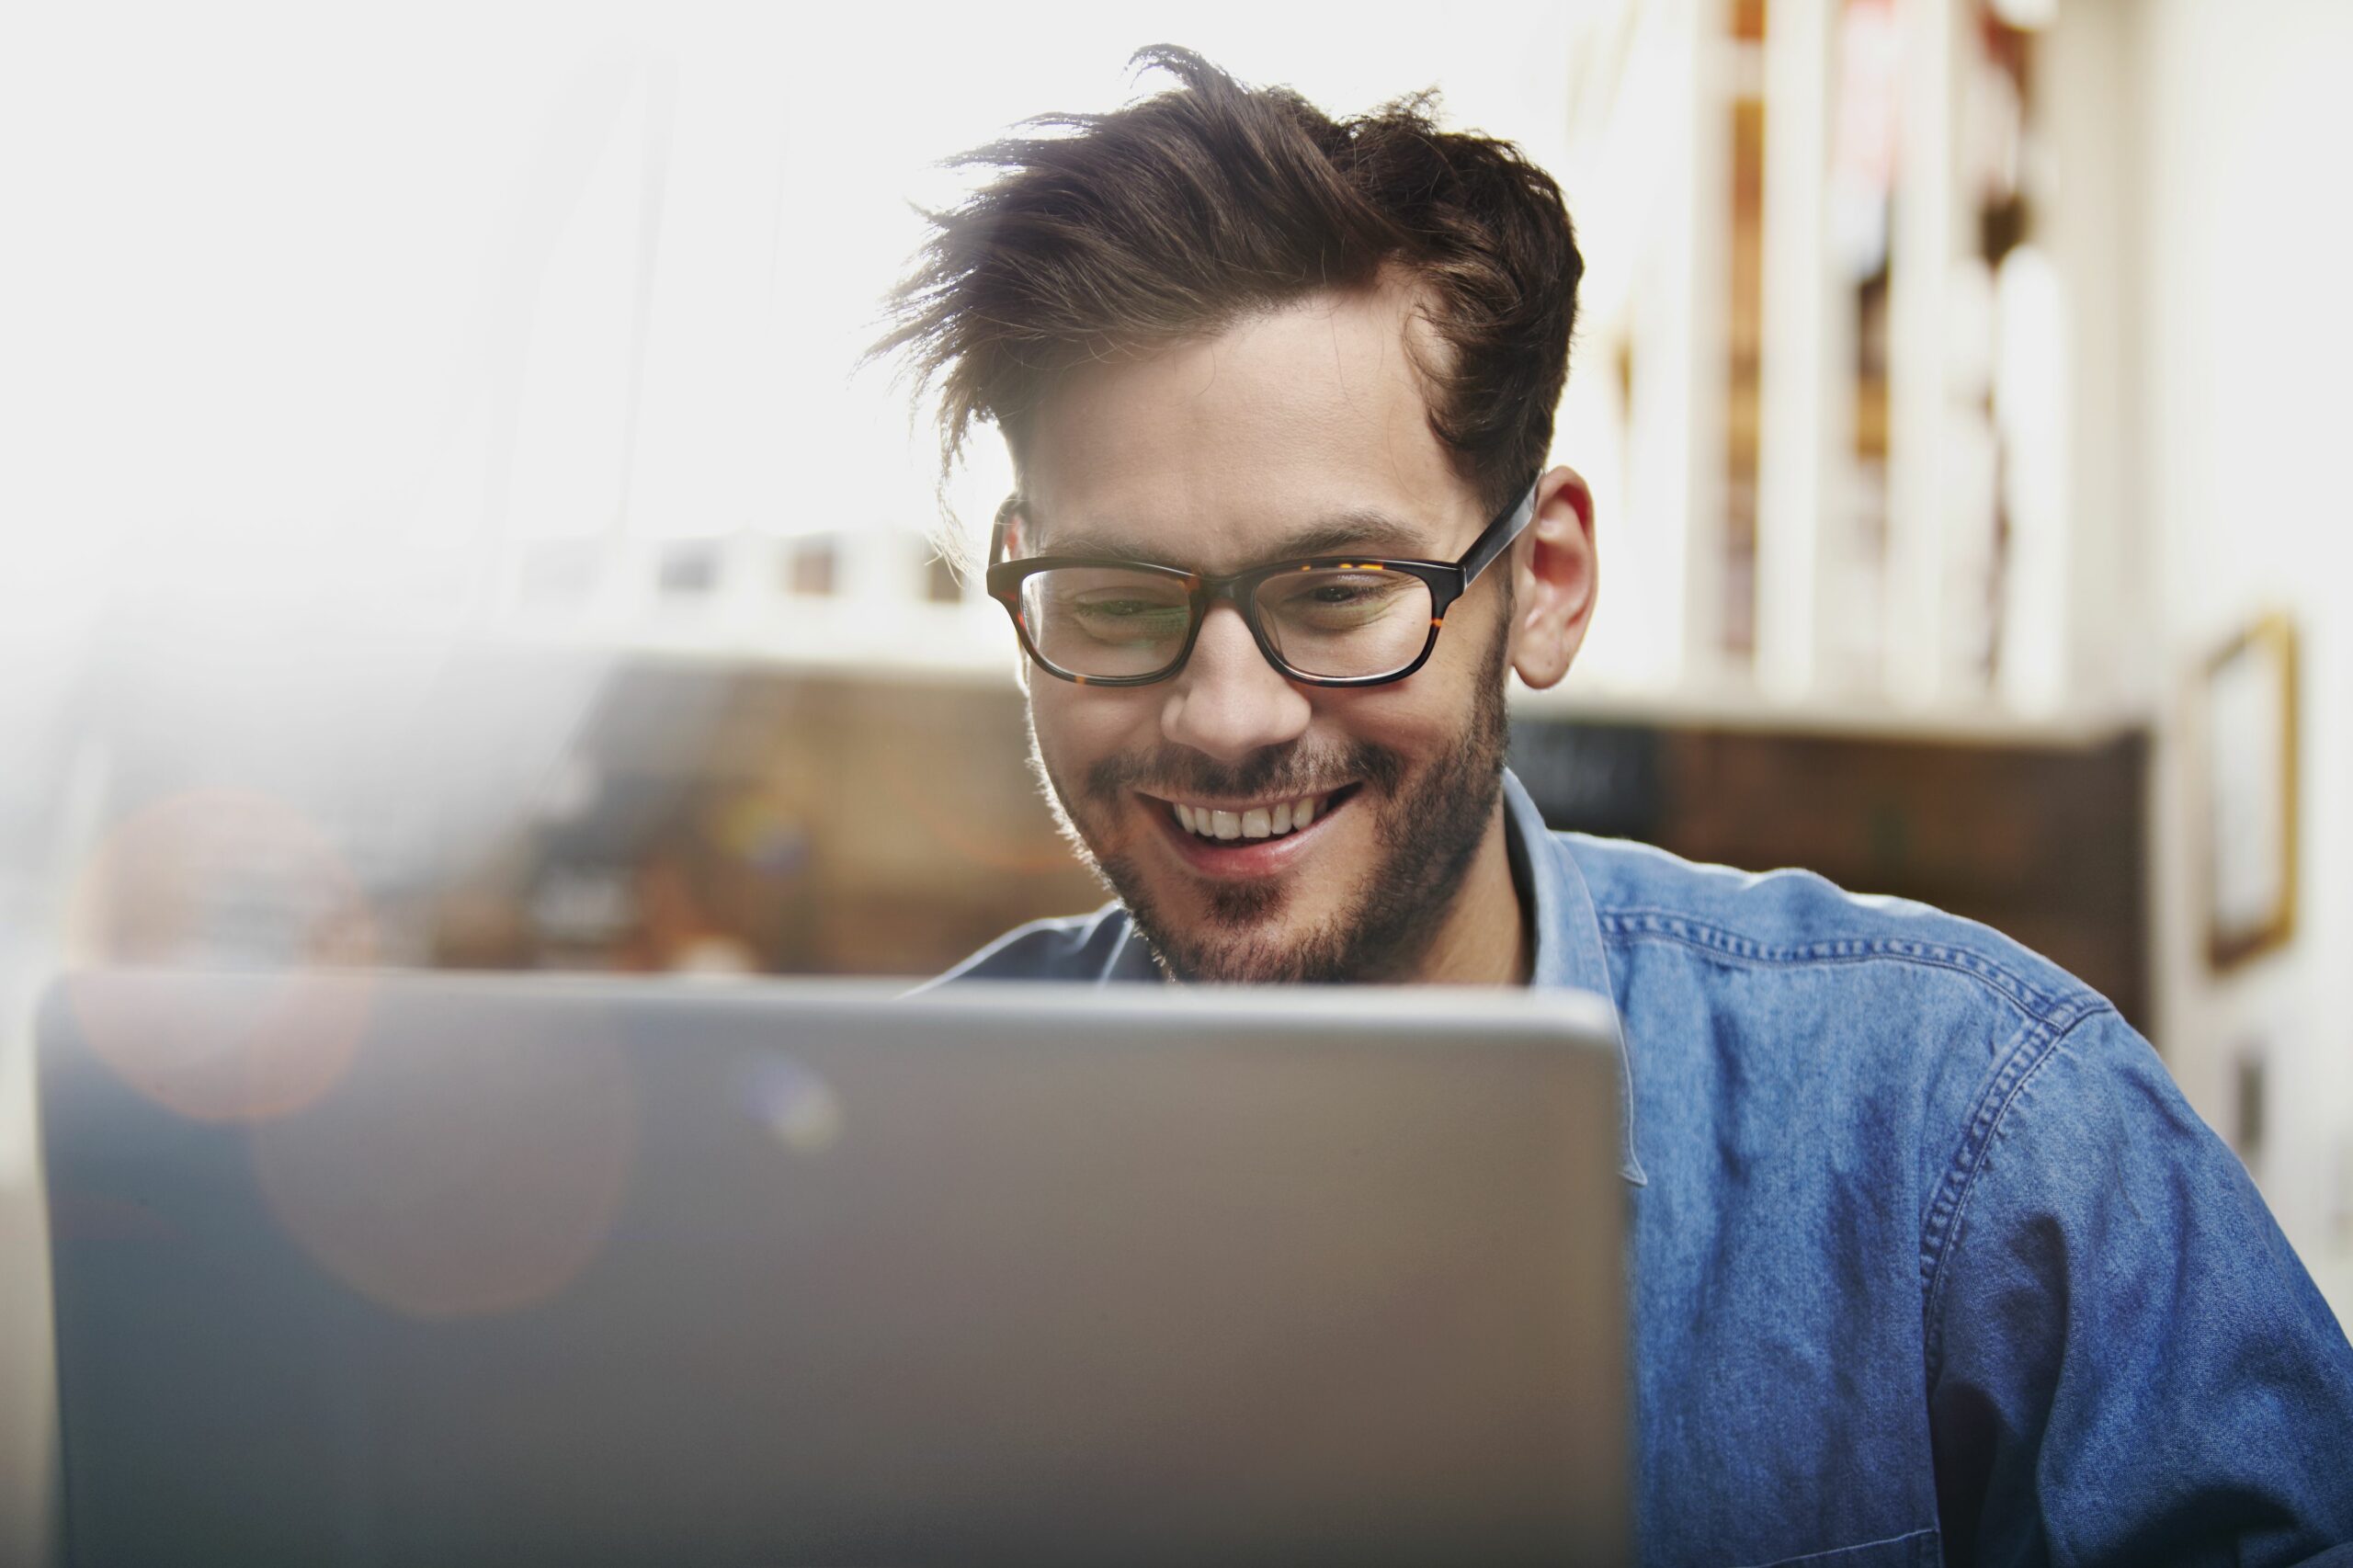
top-left (939, 769), bottom-right (2353, 1566)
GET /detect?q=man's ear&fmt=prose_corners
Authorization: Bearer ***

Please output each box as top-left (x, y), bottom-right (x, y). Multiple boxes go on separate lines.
top-left (1508, 465), bottom-right (1597, 692)
top-left (995, 531), bottom-right (1031, 698)
top-left (994, 506), bottom-right (1032, 698)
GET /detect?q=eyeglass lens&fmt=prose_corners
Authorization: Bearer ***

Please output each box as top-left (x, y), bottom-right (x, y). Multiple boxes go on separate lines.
top-left (1017, 565), bottom-right (1435, 680)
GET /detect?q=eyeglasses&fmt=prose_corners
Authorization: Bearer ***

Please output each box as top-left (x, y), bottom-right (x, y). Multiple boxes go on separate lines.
top-left (983, 481), bottom-right (1537, 687)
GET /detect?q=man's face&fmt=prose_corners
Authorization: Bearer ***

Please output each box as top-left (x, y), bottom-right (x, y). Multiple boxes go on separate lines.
top-left (1012, 281), bottom-right (1521, 983)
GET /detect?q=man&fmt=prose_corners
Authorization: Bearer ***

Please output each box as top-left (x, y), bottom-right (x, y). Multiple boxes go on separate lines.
top-left (876, 47), bottom-right (2353, 1564)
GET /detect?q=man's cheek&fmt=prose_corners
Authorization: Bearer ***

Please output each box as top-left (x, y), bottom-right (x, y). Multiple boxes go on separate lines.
top-left (1029, 717), bottom-right (1120, 845)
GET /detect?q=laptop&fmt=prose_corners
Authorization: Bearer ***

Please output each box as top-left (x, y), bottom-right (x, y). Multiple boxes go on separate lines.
top-left (38, 969), bottom-right (1631, 1566)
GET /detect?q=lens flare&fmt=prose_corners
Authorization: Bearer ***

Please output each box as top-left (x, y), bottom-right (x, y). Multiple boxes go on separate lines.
top-left (250, 1004), bottom-right (640, 1321)
top-left (737, 1052), bottom-right (845, 1156)
top-left (63, 789), bottom-right (380, 1123)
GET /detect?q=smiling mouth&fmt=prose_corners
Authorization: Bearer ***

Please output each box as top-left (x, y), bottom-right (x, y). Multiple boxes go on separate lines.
top-left (1149, 784), bottom-right (1361, 845)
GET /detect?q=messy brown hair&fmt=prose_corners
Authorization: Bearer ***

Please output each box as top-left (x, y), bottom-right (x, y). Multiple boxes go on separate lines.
top-left (873, 46), bottom-right (1584, 554)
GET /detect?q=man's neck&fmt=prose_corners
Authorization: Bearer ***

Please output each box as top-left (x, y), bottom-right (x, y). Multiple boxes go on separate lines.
top-left (1402, 802), bottom-right (1529, 986)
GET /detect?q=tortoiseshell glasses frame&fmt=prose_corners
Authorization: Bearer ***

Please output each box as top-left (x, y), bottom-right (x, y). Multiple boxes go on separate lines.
top-left (982, 479), bottom-right (1539, 688)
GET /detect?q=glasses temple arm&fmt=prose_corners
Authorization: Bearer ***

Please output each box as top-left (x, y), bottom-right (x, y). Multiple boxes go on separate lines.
top-left (1458, 482), bottom-right (1540, 586)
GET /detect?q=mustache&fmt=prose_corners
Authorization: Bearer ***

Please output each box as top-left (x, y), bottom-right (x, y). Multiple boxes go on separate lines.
top-left (1084, 739), bottom-right (1405, 805)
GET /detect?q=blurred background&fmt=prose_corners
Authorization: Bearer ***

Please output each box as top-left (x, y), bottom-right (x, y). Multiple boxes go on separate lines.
top-left (3, 0), bottom-right (2351, 1536)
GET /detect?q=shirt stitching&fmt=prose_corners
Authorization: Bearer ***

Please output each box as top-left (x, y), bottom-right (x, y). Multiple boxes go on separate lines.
top-left (1727, 1524), bottom-right (1941, 1568)
top-left (1594, 907), bottom-right (2098, 1035)
top-left (1916, 1011), bottom-right (2050, 1367)
top-left (1916, 1006), bottom-right (2112, 1388)
top-left (1588, 905), bottom-right (2118, 1388)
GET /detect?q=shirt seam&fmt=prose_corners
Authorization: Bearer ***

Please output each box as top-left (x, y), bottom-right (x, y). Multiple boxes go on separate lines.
top-left (1916, 1004), bottom-right (2115, 1388)
top-left (1727, 1524), bottom-right (1941, 1568)
top-left (1594, 906), bottom-right (2100, 1034)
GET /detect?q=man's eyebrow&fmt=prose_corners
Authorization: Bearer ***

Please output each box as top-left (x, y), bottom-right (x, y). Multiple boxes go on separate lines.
top-left (1027, 507), bottom-right (1437, 568)
top-left (1023, 532), bottom-right (1191, 568)
top-left (1258, 509), bottom-right (1434, 561)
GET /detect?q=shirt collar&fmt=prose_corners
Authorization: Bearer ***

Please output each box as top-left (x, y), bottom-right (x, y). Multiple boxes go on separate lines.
top-left (1502, 768), bottom-right (1647, 1187)
top-left (1106, 922), bottom-right (1161, 982)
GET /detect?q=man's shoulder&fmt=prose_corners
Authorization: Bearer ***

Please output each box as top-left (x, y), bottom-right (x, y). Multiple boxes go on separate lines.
top-left (1537, 855), bottom-right (2353, 1548)
top-left (1549, 826), bottom-right (2112, 1035)
top-left (920, 903), bottom-right (1143, 989)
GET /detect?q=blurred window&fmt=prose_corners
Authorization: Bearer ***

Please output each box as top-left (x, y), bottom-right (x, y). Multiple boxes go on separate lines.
top-left (657, 540), bottom-right (722, 598)
top-left (785, 538), bottom-right (837, 597)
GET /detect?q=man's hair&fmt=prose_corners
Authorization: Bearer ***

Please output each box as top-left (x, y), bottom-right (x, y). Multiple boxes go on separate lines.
top-left (874, 46), bottom-right (1584, 554)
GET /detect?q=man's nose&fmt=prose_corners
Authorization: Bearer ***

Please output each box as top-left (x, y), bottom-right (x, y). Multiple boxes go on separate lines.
top-left (1159, 603), bottom-right (1313, 765)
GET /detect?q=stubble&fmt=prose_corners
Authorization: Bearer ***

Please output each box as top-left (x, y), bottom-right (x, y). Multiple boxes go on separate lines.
top-left (1028, 618), bottom-right (1514, 984)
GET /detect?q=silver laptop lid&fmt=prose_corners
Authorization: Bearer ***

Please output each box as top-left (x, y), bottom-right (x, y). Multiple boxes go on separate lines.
top-left (40, 971), bottom-right (1630, 1566)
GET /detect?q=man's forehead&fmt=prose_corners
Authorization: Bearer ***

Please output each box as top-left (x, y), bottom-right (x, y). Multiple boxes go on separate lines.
top-left (1013, 281), bottom-right (1474, 567)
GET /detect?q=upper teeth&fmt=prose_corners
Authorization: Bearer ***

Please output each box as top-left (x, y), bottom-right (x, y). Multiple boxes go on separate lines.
top-left (1172, 793), bottom-right (1327, 840)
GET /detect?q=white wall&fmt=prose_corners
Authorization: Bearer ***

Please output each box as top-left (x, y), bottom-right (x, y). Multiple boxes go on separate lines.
top-left (2133, 0), bottom-right (2353, 1312)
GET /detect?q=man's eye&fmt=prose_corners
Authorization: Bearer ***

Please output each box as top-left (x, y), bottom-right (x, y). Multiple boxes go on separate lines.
top-left (1069, 597), bottom-right (1188, 644)
top-left (1268, 574), bottom-right (1412, 619)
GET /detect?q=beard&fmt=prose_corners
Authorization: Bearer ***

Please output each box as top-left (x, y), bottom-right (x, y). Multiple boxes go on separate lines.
top-left (1027, 616), bottom-right (1514, 984)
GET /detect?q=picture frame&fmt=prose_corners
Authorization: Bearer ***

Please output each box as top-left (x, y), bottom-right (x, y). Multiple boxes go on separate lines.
top-left (2200, 613), bottom-right (2299, 971)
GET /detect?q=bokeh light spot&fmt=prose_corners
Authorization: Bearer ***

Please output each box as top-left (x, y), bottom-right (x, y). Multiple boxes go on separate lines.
top-left (250, 1005), bottom-right (640, 1321)
top-left (738, 1052), bottom-right (845, 1156)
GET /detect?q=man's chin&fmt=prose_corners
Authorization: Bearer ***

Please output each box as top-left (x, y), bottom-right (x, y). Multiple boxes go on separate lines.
top-left (1137, 914), bottom-right (1343, 985)
top-left (1061, 770), bottom-right (1497, 984)
top-left (1111, 863), bottom-right (1404, 983)
top-left (1094, 860), bottom-right (1322, 983)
